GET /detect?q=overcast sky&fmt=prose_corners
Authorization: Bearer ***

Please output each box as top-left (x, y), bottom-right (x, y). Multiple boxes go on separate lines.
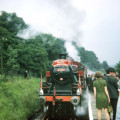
top-left (0, 0), bottom-right (120, 66)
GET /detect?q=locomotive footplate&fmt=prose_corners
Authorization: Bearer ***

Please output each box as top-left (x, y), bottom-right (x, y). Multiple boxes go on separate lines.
top-left (42, 95), bottom-right (80, 102)
top-left (39, 95), bottom-right (81, 107)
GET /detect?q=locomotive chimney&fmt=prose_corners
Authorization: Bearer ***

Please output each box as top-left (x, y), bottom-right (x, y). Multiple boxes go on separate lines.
top-left (59, 53), bottom-right (67, 59)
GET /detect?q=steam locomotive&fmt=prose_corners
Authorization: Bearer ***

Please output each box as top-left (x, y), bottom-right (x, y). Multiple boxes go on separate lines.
top-left (39, 53), bottom-right (87, 119)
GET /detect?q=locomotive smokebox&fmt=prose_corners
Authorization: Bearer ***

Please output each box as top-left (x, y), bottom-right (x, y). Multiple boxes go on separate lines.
top-left (59, 53), bottom-right (67, 59)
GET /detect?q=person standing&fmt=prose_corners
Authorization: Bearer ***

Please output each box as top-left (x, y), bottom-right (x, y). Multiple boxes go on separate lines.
top-left (106, 67), bottom-right (119, 120)
top-left (89, 74), bottom-right (95, 92)
top-left (93, 72), bottom-right (110, 120)
top-left (24, 70), bottom-right (28, 79)
top-left (87, 74), bottom-right (91, 91)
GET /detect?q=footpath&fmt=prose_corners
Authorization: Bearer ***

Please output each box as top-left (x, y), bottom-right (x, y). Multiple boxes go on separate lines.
top-left (90, 93), bottom-right (113, 120)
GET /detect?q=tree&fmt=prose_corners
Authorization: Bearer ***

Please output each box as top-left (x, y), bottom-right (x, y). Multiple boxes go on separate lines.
top-left (0, 11), bottom-right (27, 75)
top-left (0, 11), bottom-right (28, 35)
top-left (102, 61), bottom-right (109, 70)
top-left (38, 33), bottom-right (67, 62)
top-left (17, 38), bottom-right (49, 77)
top-left (115, 61), bottom-right (120, 74)
top-left (72, 42), bottom-right (102, 71)
top-left (0, 36), bottom-right (21, 75)
top-left (6, 46), bottom-right (19, 75)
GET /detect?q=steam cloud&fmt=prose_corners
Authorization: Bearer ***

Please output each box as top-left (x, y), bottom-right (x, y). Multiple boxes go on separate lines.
top-left (74, 87), bottom-right (94, 119)
top-left (75, 88), bottom-right (89, 117)
top-left (17, 0), bottom-right (85, 61)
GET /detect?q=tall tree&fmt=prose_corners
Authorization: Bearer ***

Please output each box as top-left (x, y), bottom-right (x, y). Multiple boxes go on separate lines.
top-left (102, 61), bottom-right (109, 70)
top-left (17, 38), bottom-right (48, 77)
top-left (6, 46), bottom-right (19, 75)
top-left (115, 61), bottom-right (120, 74)
top-left (0, 11), bottom-right (28, 75)
top-left (73, 42), bottom-right (102, 71)
top-left (0, 11), bottom-right (28, 35)
top-left (38, 33), bottom-right (67, 62)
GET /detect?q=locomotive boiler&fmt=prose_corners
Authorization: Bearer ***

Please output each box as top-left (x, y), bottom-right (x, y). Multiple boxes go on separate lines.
top-left (39, 53), bottom-right (87, 119)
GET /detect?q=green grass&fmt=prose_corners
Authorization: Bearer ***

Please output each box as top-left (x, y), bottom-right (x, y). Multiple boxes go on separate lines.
top-left (0, 76), bottom-right (42, 120)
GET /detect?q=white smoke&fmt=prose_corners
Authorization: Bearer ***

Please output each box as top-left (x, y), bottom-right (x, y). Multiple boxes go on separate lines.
top-left (65, 42), bottom-right (80, 61)
top-left (75, 105), bottom-right (86, 116)
top-left (17, 26), bottom-right (39, 39)
top-left (74, 88), bottom-right (89, 117)
top-left (17, 0), bottom-right (85, 61)
top-left (74, 87), bottom-right (94, 119)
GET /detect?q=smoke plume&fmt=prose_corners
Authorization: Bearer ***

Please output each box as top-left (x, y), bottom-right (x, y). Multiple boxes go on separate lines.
top-left (17, 0), bottom-right (85, 61)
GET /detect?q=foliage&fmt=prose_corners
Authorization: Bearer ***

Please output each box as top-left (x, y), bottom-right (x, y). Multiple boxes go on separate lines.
top-left (41, 33), bottom-right (66, 62)
top-left (0, 11), bottom-right (27, 76)
top-left (72, 42), bottom-right (103, 71)
top-left (102, 61), bottom-right (109, 70)
top-left (17, 38), bottom-right (48, 76)
top-left (0, 26), bottom-right (11, 37)
top-left (115, 61), bottom-right (120, 74)
top-left (6, 46), bottom-right (20, 75)
top-left (0, 11), bottom-right (28, 35)
top-left (0, 76), bottom-right (41, 120)
top-left (0, 36), bottom-right (20, 75)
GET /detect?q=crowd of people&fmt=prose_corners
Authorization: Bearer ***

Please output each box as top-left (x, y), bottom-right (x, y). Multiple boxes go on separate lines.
top-left (87, 67), bottom-right (120, 120)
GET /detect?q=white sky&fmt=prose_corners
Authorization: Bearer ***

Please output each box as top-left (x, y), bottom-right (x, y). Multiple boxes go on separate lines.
top-left (0, 0), bottom-right (120, 65)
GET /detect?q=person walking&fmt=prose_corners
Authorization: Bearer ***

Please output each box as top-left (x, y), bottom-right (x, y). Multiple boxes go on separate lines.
top-left (106, 67), bottom-right (119, 120)
top-left (93, 71), bottom-right (110, 120)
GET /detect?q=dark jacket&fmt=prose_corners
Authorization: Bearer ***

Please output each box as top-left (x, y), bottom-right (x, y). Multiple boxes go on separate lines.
top-left (106, 75), bottom-right (118, 99)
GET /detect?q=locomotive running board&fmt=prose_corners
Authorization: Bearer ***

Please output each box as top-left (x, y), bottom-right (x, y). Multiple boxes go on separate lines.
top-left (43, 96), bottom-right (80, 102)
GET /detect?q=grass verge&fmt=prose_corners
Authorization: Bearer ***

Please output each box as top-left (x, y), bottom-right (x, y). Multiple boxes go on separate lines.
top-left (0, 76), bottom-right (42, 120)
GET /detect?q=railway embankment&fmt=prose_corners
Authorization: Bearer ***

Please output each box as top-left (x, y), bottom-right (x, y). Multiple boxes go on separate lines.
top-left (0, 76), bottom-right (41, 120)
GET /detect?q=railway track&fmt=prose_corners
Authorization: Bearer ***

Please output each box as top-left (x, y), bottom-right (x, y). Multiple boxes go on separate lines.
top-left (31, 113), bottom-right (89, 120)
